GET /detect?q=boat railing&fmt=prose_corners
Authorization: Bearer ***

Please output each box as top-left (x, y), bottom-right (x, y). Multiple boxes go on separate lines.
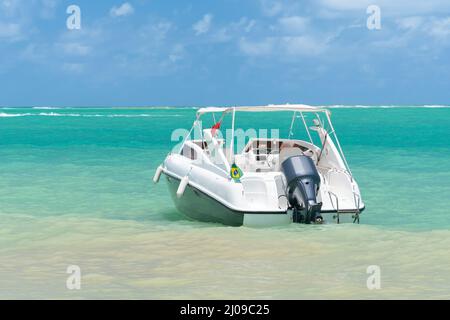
top-left (327, 191), bottom-right (340, 223)
top-left (353, 190), bottom-right (360, 207)
top-left (322, 167), bottom-right (354, 183)
top-left (352, 191), bottom-right (361, 223)
top-left (328, 191), bottom-right (339, 212)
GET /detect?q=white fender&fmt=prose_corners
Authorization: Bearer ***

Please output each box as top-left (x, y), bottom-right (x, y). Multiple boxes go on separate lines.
top-left (153, 165), bottom-right (164, 183)
top-left (176, 176), bottom-right (189, 198)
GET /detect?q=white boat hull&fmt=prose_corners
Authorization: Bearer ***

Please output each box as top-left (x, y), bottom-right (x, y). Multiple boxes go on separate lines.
top-left (164, 170), bottom-right (364, 227)
top-left (156, 104), bottom-right (366, 227)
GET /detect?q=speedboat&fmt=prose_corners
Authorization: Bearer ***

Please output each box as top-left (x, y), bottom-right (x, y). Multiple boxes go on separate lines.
top-left (154, 104), bottom-right (365, 226)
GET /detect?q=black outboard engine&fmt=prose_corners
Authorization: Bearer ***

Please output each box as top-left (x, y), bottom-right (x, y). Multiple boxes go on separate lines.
top-left (281, 155), bottom-right (323, 224)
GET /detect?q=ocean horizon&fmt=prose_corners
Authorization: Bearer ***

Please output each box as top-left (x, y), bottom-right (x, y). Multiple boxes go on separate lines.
top-left (2, 105), bottom-right (450, 110)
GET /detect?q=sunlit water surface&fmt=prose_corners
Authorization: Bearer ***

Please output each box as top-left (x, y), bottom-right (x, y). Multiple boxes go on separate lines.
top-left (1, 106), bottom-right (449, 299)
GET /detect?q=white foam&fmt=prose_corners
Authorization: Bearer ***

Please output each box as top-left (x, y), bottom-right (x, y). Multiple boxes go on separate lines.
top-left (422, 105), bottom-right (450, 108)
top-left (327, 105), bottom-right (450, 109)
top-left (0, 112), bottom-right (182, 118)
top-left (0, 112), bottom-right (33, 117)
top-left (32, 107), bottom-right (62, 110)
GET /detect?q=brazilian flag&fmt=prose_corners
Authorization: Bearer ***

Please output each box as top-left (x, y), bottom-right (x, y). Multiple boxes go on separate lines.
top-left (230, 163), bottom-right (243, 182)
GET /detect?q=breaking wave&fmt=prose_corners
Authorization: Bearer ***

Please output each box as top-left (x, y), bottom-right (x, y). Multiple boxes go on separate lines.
top-left (0, 112), bottom-right (183, 118)
top-left (327, 105), bottom-right (450, 109)
top-left (32, 107), bottom-right (63, 110)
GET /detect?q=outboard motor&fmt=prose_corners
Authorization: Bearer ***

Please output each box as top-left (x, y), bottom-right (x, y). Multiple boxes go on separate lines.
top-left (281, 155), bottom-right (323, 224)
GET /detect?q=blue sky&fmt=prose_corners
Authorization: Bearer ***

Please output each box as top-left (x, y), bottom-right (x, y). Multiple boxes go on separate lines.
top-left (0, 0), bottom-right (449, 107)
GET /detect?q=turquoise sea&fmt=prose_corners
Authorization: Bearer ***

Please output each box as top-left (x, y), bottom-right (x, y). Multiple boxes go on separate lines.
top-left (1, 106), bottom-right (449, 299)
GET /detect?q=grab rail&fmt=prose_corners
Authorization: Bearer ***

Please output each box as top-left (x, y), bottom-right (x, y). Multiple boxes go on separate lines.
top-left (327, 191), bottom-right (340, 224)
top-left (352, 191), bottom-right (361, 224)
top-left (321, 167), bottom-right (354, 183)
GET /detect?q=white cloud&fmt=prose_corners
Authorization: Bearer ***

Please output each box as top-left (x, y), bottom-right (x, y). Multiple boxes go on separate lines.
top-left (318, 0), bottom-right (372, 11)
top-left (110, 2), bottom-right (134, 18)
top-left (40, 0), bottom-right (58, 19)
top-left (138, 21), bottom-right (173, 42)
top-left (153, 22), bottom-right (172, 40)
top-left (318, 0), bottom-right (450, 16)
top-left (396, 16), bottom-right (424, 30)
top-left (212, 28), bottom-right (231, 42)
top-left (169, 44), bottom-right (185, 63)
top-left (372, 16), bottom-right (450, 49)
top-left (239, 37), bottom-right (275, 56)
top-left (282, 36), bottom-right (327, 56)
top-left (60, 43), bottom-right (91, 56)
top-left (193, 14), bottom-right (213, 35)
top-left (259, 0), bottom-right (284, 16)
top-left (258, 0), bottom-right (305, 17)
top-left (428, 17), bottom-right (450, 39)
top-left (278, 16), bottom-right (309, 34)
top-left (20, 44), bottom-right (47, 62)
top-left (62, 63), bottom-right (84, 74)
top-left (239, 34), bottom-right (328, 57)
top-left (371, 35), bottom-right (412, 49)
top-left (233, 17), bottom-right (256, 33)
top-left (245, 20), bottom-right (256, 33)
top-left (0, 22), bottom-right (21, 39)
top-left (0, 0), bottom-right (21, 16)
top-left (210, 17), bottom-right (256, 43)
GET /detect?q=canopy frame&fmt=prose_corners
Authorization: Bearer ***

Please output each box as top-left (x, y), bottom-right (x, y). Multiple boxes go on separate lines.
top-left (196, 104), bottom-right (329, 117)
top-left (178, 104), bottom-right (352, 177)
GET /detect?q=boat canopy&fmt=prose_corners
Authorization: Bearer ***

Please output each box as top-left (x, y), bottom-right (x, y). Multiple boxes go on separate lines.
top-left (196, 104), bottom-right (329, 117)
top-left (189, 103), bottom-right (350, 174)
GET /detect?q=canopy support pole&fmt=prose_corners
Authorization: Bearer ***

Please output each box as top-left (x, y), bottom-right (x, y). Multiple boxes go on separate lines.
top-left (178, 119), bottom-right (197, 155)
top-left (288, 111), bottom-right (296, 139)
top-left (300, 112), bottom-right (313, 144)
top-left (229, 107), bottom-right (236, 164)
top-left (325, 111), bottom-right (352, 176)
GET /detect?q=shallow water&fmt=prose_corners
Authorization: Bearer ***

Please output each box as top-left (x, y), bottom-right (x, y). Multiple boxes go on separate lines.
top-left (1, 106), bottom-right (450, 299)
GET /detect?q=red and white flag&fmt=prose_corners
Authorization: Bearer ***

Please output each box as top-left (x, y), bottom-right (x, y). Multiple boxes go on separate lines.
top-left (211, 121), bottom-right (221, 137)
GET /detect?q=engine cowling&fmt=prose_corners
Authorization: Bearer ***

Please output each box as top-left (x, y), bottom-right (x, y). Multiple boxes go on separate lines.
top-left (281, 155), bottom-right (323, 224)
